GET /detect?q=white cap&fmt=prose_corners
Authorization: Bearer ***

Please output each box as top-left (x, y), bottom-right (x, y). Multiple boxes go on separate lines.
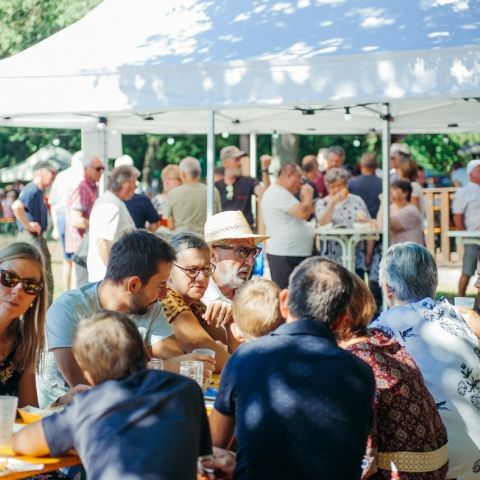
top-left (467, 159), bottom-right (480, 177)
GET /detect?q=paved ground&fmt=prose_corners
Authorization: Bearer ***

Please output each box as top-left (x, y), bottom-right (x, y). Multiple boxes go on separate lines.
top-left (0, 235), bottom-right (477, 299)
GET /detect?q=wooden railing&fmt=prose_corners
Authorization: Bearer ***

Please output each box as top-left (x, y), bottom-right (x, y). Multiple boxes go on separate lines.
top-left (422, 187), bottom-right (460, 265)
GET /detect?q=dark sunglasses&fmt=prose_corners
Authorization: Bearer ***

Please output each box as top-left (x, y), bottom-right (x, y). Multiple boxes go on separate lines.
top-left (174, 263), bottom-right (216, 280)
top-left (0, 269), bottom-right (43, 295)
top-left (92, 166), bottom-right (105, 172)
top-left (214, 245), bottom-right (261, 259)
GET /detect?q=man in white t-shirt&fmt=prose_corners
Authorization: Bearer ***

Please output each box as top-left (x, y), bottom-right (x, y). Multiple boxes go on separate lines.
top-left (87, 165), bottom-right (136, 281)
top-left (261, 162), bottom-right (314, 288)
top-left (452, 159), bottom-right (480, 296)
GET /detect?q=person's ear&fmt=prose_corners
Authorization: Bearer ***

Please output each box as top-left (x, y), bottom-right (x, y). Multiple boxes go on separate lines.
top-left (125, 276), bottom-right (142, 295)
top-left (231, 323), bottom-right (245, 343)
top-left (385, 284), bottom-right (394, 305)
top-left (83, 370), bottom-right (96, 386)
top-left (210, 247), bottom-right (219, 263)
top-left (330, 310), bottom-right (349, 340)
top-left (279, 289), bottom-right (290, 320)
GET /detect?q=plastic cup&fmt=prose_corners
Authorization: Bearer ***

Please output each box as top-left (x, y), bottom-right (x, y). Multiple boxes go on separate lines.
top-left (0, 396), bottom-right (18, 449)
top-left (179, 360), bottom-right (204, 388)
top-left (454, 297), bottom-right (475, 309)
top-left (193, 349), bottom-right (216, 390)
top-left (148, 358), bottom-right (164, 370)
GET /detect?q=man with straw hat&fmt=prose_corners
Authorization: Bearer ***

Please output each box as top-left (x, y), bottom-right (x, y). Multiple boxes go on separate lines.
top-left (203, 210), bottom-right (268, 308)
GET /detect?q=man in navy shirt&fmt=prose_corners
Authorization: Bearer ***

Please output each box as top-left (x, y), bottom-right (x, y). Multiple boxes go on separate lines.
top-left (13, 311), bottom-right (212, 480)
top-left (12, 160), bottom-right (57, 303)
top-left (125, 192), bottom-right (161, 230)
top-left (210, 257), bottom-right (375, 480)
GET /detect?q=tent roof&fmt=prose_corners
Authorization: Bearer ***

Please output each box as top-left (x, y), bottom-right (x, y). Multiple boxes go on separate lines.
top-left (0, 0), bottom-right (479, 134)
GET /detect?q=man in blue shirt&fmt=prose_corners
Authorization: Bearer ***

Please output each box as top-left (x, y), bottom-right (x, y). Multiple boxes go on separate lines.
top-left (210, 257), bottom-right (375, 480)
top-left (12, 160), bottom-right (57, 303)
top-left (125, 192), bottom-right (161, 230)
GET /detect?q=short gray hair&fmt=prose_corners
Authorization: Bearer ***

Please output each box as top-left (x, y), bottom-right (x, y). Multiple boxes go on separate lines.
top-left (379, 242), bottom-right (438, 302)
top-left (179, 156), bottom-right (201, 179)
top-left (108, 166), bottom-right (137, 193)
top-left (327, 145), bottom-right (345, 160)
top-left (72, 151), bottom-right (99, 168)
top-left (324, 167), bottom-right (349, 185)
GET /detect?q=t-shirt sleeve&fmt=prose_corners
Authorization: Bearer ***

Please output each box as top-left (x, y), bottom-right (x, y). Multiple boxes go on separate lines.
top-left (46, 296), bottom-right (79, 349)
top-left (143, 197), bottom-right (160, 223)
top-left (214, 356), bottom-right (238, 416)
top-left (140, 303), bottom-right (174, 346)
top-left (160, 289), bottom-right (191, 324)
top-left (18, 185), bottom-right (35, 210)
top-left (452, 189), bottom-right (467, 215)
top-left (42, 407), bottom-right (75, 456)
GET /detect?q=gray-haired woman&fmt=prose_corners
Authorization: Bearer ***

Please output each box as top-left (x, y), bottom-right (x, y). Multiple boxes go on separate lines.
top-left (374, 242), bottom-right (480, 480)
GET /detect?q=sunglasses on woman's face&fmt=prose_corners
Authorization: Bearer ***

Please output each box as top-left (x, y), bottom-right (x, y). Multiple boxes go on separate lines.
top-left (0, 269), bottom-right (43, 295)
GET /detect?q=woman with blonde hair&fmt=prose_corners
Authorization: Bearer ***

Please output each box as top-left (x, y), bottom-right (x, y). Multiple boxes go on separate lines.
top-left (0, 242), bottom-right (46, 406)
top-left (152, 164), bottom-right (182, 225)
top-left (335, 273), bottom-right (448, 479)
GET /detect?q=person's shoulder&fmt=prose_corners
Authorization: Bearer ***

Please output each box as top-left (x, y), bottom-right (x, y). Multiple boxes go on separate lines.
top-left (49, 283), bottom-right (96, 314)
top-left (240, 175), bottom-right (258, 187)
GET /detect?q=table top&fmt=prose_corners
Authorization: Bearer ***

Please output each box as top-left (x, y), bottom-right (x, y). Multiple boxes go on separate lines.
top-left (0, 447), bottom-right (80, 480)
top-left (448, 230), bottom-right (480, 238)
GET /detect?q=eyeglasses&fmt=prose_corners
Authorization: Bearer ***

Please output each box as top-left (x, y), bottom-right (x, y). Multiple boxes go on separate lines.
top-left (0, 269), bottom-right (43, 295)
top-left (91, 166), bottom-right (105, 172)
top-left (225, 184), bottom-right (234, 201)
top-left (174, 263), bottom-right (216, 280)
top-left (214, 245), bottom-right (261, 259)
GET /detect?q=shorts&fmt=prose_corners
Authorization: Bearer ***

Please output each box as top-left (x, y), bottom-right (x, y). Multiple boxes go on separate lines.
top-left (462, 244), bottom-right (480, 276)
top-left (56, 212), bottom-right (73, 260)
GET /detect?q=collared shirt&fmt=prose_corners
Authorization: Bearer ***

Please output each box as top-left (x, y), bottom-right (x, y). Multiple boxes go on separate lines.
top-left (65, 177), bottom-right (98, 254)
top-left (202, 279), bottom-right (231, 306)
top-left (215, 318), bottom-right (375, 480)
top-left (374, 298), bottom-right (480, 479)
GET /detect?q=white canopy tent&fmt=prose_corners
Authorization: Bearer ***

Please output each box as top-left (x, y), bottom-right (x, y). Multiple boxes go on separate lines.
top-left (0, 0), bottom-right (479, 249)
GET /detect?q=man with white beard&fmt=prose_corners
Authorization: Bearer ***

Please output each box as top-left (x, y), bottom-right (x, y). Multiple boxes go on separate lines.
top-left (203, 211), bottom-right (268, 306)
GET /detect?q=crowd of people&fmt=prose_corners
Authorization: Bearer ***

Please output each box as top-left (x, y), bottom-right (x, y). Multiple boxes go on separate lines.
top-left (0, 143), bottom-right (478, 479)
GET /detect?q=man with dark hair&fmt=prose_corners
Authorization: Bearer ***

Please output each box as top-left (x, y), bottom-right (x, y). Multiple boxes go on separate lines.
top-left (37, 230), bottom-right (213, 407)
top-left (14, 311), bottom-right (212, 480)
top-left (301, 154), bottom-right (326, 197)
top-left (87, 165), bottom-right (137, 282)
top-left (261, 162), bottom-right (314, 288)
top-left (210, 257), bottom-right (375, 480)
top-left (13, 160), bottom-right (57, 303)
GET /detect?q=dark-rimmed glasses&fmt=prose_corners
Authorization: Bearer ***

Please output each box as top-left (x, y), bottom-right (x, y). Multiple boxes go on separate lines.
top-left (174, 263), bottom-right (216, 280)
top-left (213, 245), bottom-right (261, 259)
top-left (0, 269), bottom-right (43, 295)
top-left (91, 166), bottom-right (105, 172)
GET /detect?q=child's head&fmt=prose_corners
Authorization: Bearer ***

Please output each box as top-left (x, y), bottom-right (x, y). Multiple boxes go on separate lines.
top-left (73, 311), bottom-right (148, 385)
top-left (232, 278), bottom-right (283, 342)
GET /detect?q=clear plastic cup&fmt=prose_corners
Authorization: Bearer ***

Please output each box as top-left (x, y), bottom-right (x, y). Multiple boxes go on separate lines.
top-left (0, 396), bottom-right (18, 450)
top-left (454, 297), bottom-right (475, 309)
top-left (179, 360), bottom-right (204, 388)
top-left (193, 349), bottom-right (216, 390)
top-left (148, 358), bottom-right (164, 370)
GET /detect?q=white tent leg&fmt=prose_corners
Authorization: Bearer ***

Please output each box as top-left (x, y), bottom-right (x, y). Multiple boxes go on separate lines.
top-left (381, 103), bottom-right (391, 258)
top-left (249, 133), bottom-right (257, 177)
top-left (206, 110), bottom-right (215, 218)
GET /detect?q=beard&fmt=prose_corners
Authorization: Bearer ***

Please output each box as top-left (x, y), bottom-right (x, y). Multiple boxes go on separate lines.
top-left (129, 293), bottom-right (156, 316)
top-left (215, 262), bottom-right (248, 290)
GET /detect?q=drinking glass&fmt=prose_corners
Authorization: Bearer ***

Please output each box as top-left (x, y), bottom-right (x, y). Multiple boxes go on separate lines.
top-left (179, 360), bottom-right (204, 388)
top-left (193, 348), bottom-right (216, 390)
top-left (0, 396), bottom-right (18, 450)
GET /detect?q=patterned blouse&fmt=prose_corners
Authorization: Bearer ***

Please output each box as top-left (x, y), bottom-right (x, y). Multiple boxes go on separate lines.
top-left (346, 329), bottom-right (448, 480)
top-left (161, 287), bottom-right (207, 326)
top-left (0, 346), bottom-right (21, 397)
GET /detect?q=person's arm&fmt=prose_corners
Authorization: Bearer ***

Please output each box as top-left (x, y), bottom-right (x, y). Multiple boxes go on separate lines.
top-left (453, 213), bottom-right (466, 230)
top-left (209, 409), bottom-right (235, 448)
top-left (170, 310), bottom-right (230, 371)
top-left (96, 238), bottom-right (112, 266)
top-left (12, 421), bottom-right (50, 457)
top-left (289, 183), bottom-right (314, 220)
top-left (255, 154), bottom-right (272, 195)
top-left (52, 348), bottom-right (88, 387)
top-left (70, 208), bottom-right (89, 230)
top-left (17, 367), bottom-right (38, 408)
top-left (12, 199), bottom-right (41, 234)
top-left (411, 195), bottom-right (421, 210)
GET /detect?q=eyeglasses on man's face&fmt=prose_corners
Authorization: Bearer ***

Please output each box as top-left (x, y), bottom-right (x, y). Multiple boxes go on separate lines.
top-left (214, 245), bottom-right (261, 260)
top-left (91, 165), bottom-right (105, 172)
top-left (174, 263), bottom-right (216, 280)
top-left (0, 269), bottom-right (43, 295)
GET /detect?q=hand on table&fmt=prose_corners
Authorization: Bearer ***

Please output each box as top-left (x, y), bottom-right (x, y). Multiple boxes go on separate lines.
top-left (198, 447), bottom-right (236, 480)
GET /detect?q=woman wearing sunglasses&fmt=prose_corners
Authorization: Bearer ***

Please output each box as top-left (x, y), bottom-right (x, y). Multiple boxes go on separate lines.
top-left (0, 242), bottom-right (46, 407)
top-left (160, 232), bottom-right (231, 372)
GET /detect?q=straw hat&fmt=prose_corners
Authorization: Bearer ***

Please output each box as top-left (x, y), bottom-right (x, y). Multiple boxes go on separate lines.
top-left (204, 211), bottom-right (269, 245)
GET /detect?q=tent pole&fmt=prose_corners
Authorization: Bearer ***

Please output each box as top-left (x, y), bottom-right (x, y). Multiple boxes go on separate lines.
top-left (381, 102), bottom-right (391, 256)
top-left (206, 110), bottom-right (215, 218)
top-left (249, 133), bottom-right (257, 177)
